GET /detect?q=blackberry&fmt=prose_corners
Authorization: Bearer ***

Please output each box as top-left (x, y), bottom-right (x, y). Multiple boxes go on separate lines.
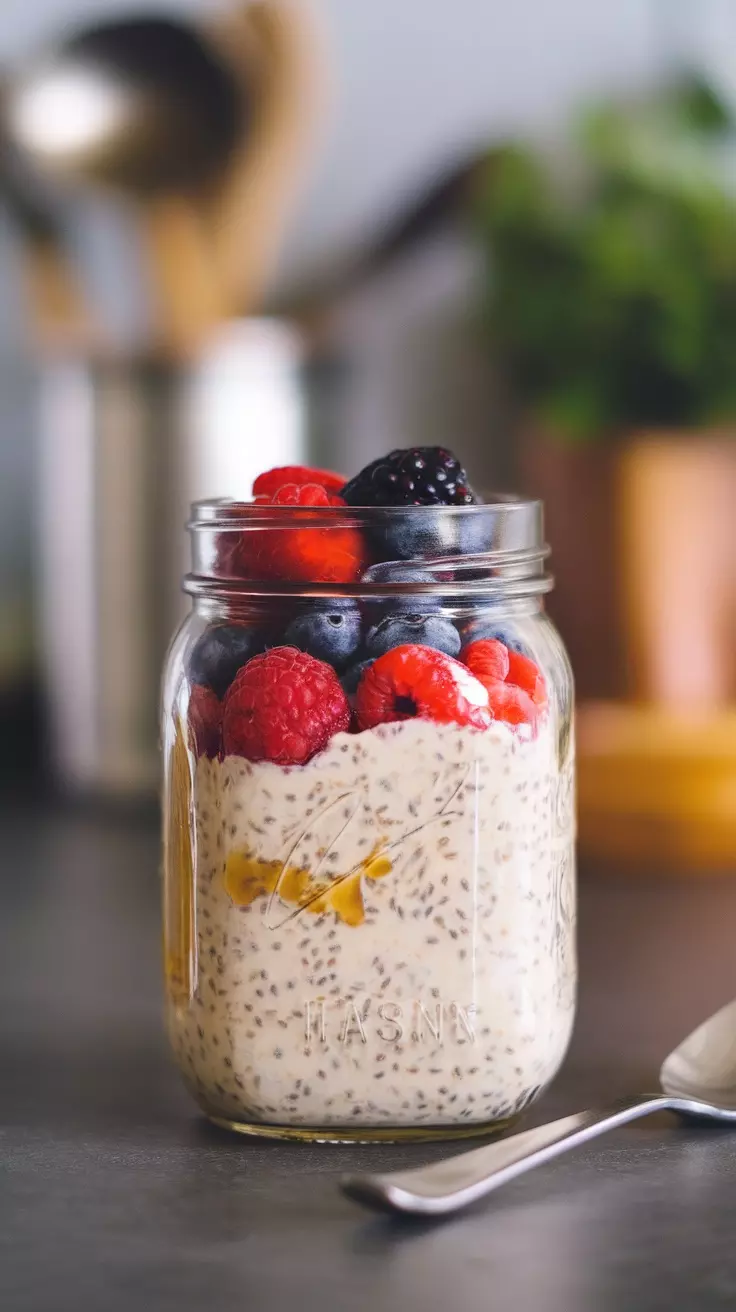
top-left (342, 446), bottom-right (478, 508)
top-left (342, 447), bottom-right (488, 561)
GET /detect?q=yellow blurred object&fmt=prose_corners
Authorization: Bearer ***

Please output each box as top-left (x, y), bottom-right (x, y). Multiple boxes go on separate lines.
top-left (163, 718), bottom-right (195, 1006)
top-left (578, 702), bottom-right (736, 872)
top-left (207, 0), bottom-right (325, 322)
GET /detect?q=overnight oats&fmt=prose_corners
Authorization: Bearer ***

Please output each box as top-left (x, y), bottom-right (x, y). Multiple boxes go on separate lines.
top-left (162, 447), bottom-right (576, 1141)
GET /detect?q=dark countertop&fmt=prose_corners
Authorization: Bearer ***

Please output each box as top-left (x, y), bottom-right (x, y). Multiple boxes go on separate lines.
top-left (3, 800), bottom-right (736, 1312)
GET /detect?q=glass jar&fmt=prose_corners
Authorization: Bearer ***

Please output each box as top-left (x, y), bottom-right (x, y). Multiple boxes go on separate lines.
top-left (162, 497), bottom-right (576, 1142)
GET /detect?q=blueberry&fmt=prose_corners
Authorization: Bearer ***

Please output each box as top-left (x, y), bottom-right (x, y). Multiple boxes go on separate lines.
top-left (459, 617), bottom-right (531, 657)
top-left (284, 600), bottom-right (362, 670)
top-left (366, 614), bottom-right (461, 659)
top-left (361, 562), bottom-right (444, 625)
top-left (370, 507), bottom-right (492, 563)
top-left (341, 658), bottom-right (375, 696)
top-left (375, 503), bottom-right (490, 561)
top-left (188, 623), bottom-right (266, 699)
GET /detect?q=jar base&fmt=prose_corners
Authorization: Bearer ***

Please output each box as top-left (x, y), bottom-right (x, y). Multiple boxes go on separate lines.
top-left (206, 1112), bottom-right (521, 1145)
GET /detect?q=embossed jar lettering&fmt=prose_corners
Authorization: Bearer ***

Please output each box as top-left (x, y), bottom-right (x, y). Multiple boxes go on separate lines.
top-left (304, 998), bottom-right (477, 1047)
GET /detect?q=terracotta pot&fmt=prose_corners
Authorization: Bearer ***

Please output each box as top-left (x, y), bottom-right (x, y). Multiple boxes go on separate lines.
top-left (519, 432), bottom-right (624, 700)
top-left (617, 433), bottom-right (736, 707)
top-left (522, 428), bottom-right (736, 707)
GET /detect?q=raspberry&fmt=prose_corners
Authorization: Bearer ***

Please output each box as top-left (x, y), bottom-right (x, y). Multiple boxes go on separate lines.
top-left (461, 637), bottom-right (547, 728)
top-left (486, 682), bottom-right (538, 726)
top-left (355, 644), bottom-right (492, 732)
top-left (270, 483), bottom-right (332, 506)
top-left (507, 649), bottom-right (548, 708)
top-left (462, 638), bottom-right (510, 685)
top-left (188, 684), bottom-right (221, 759)
top-left (252, 465), bottom-right (346, 498)
top-left (236, 484), bottom-right (366, 584)
top-left (222, 647), bottom-right (351, 764)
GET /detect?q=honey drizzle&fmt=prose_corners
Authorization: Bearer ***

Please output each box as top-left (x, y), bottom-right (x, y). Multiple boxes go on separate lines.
top-left (224, 847), bottom-right (392, 927)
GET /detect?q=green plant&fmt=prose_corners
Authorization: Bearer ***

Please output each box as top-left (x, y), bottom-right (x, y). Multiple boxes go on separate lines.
top-left (475, 78), bottom-right (736, 441)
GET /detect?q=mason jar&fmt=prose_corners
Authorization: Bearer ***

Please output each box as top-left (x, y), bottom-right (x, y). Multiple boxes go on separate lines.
top-left (162, 496), bottom-right (576, 1141)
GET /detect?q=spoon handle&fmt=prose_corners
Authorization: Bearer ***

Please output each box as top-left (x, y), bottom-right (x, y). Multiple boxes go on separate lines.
top-left (341, 1093), bottom-right (672, 1216)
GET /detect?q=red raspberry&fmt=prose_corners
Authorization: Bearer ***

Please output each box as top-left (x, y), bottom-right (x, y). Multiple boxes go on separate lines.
top-left (461, 639), bottom-right (547, 728)
top-left (270, 483), bottom-right (332, 506)
top-left (188, 684), bottom-right (221, 759)
top-left (222, 647), bottom-right (351, 765)
top-left (355, 644), bottom-right (492, 732)
top-left (507, 649), bottom-right (548, 708)
top-left (462, 638), bottom-right (510, 685)
top-left (237, 484), bottom-right (366, 584)
top-left (252, 465), bottom-right (346, 498)
top-left (486, 682), bottom-right (538, 727)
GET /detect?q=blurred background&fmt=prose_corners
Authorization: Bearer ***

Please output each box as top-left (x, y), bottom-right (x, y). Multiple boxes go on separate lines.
top-left (1, 0), bottom-right (734, 870)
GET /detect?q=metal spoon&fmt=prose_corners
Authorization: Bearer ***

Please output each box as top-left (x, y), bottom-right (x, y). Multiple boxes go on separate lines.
top-left (341, 997), bottom-right (736, 1217)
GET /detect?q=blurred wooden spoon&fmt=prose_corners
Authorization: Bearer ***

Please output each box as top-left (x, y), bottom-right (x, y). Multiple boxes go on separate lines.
top-left (6, 15), bottom-right (246, 358)
top-left (206, 0), bottom-right (325, 317)
top-left (0, 126), bottom-right (97, 351)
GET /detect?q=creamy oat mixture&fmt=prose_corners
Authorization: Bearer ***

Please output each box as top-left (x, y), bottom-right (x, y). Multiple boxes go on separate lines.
top-left (166, 717), bottom-right (576, 1132)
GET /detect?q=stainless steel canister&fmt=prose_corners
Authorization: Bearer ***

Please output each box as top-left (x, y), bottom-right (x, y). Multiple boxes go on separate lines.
top-left (35, 319), bottom-right (306, 794)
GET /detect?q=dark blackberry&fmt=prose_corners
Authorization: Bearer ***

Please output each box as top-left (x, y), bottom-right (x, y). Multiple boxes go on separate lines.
top-left (342, 448), bottom-right (488, 561)
top-left (342, 446), bottom-right (478, 508)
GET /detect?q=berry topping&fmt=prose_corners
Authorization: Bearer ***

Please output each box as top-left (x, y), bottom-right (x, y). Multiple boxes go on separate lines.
top-left (459, 617), bottom-right (532, 656)
top-left (365, 614), bottom-right (460, 659)
top-left (341, 657), bottom-right (375, 697)
top-left (187, 684), bottom-right (221, 759)
top-left (361, 562), bottom-right (443, 622)
top-left (461, 637), bottom-right (547, 727)
top-left (188, 623), bottom-right (266, 699)
top-left (507, 648), bottom-right (548, 708)
top-left (270, 483), bottom-right (333, 506)
top-left (342, 446), bottom-right (479, 508)
top-left (284, 599), bottom-right (362, 670)
top-left (355, 644), bottom-right (492, 732)
top-left (462, 638), bottom-right (510, 685)
top-left (486, 682), bottom-right (538, 726)
top-left (252, 465), bottom-right (346, 498)
top-left (222, 647), bottom-right (351, 764)
top-left (235, 483), bottom-right (366, 584)
top-left (341, 447), bottom-right (486, 561)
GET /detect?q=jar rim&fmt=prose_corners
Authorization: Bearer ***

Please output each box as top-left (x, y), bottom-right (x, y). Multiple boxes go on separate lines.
top-left (185, 495), bottom-right (552, 602)
top-left (189, 493), bottom-right (542, 530)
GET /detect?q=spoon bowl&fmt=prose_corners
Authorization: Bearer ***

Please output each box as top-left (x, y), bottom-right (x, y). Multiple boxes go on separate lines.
top-left (342, 998), bottom-right (736, 1216)
top-left (7, 16), bottom-right (244, 195)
